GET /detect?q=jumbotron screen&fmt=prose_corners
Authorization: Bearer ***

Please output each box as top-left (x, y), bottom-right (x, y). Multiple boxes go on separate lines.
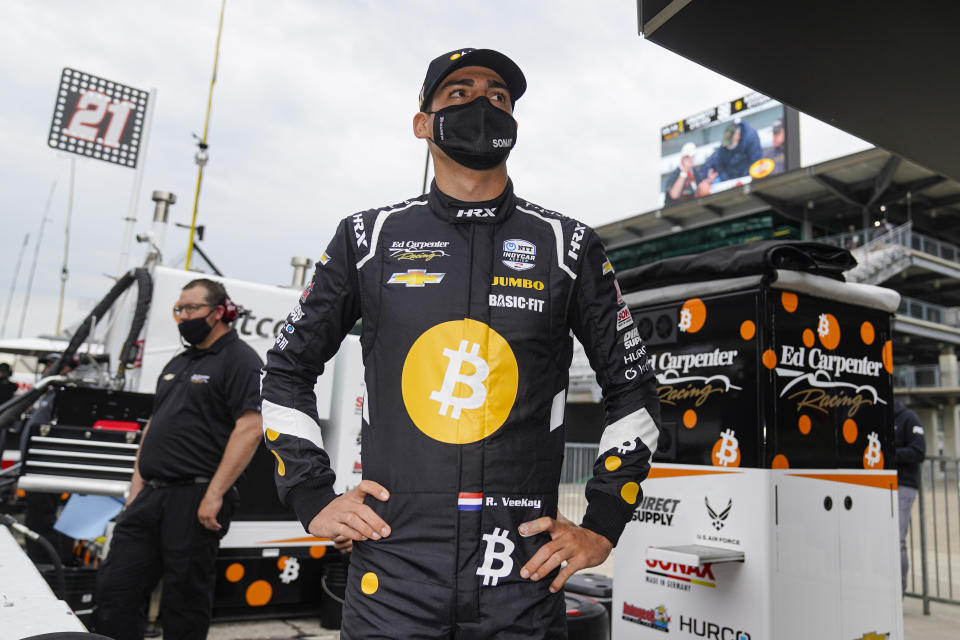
top-left (659, 93), bottom-right (794, 207)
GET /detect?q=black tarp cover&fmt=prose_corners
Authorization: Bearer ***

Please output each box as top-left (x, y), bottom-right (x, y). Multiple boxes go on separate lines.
top-left (616, 241), bottom-right (856, 293)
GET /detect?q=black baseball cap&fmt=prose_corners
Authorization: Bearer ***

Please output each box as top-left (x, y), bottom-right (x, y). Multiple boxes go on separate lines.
top-left (419, 48), bottom-right (526, 111)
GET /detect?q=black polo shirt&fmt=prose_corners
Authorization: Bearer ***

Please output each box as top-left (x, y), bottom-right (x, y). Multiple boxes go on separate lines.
top-left (138, 329), bottom-right (262, 482)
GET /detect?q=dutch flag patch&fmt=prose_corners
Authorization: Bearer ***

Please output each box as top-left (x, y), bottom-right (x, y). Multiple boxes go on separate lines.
top-left (457, 492), bottom-right (482, 511)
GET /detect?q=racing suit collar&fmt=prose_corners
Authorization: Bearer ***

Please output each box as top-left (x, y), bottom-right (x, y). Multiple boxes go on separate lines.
top-left (428, 178), bottom-right (516, 224)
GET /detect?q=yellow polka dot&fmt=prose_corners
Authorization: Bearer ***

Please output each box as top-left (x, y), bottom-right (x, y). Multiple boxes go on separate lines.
top-left (604, 456), bottom-right (622, 471)
top-left (270, 449), bottom-right (286, 476)
top-left (361, 572), bottom-right (379, 595)
top-left (265, 428), bottom-right (279, 441)
top-left (620, 482), bottom-right (640, 504)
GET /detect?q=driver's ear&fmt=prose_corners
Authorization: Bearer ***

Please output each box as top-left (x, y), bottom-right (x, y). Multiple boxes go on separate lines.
top-left (413, 111), bottom-right (432, 140)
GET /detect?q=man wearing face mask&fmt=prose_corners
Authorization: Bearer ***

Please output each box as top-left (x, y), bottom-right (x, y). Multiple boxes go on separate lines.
top-left (95, 279), bottom-right (263, 640)
top-left (261, 48), bottom-right (659, 639)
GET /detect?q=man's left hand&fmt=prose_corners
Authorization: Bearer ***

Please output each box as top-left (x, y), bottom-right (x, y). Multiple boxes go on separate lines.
top-left (198, 490), bottom-right (223, 531)
top-left (517, 513), bottom-right (613, 593)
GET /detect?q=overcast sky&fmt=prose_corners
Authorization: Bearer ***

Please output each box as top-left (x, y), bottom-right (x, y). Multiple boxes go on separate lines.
top-left (0, 0), bottom-right (869, 340)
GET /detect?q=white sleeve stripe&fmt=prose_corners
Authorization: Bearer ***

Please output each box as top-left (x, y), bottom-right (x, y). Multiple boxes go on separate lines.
top-left (515, 205), bottom-right (577, 280)
top-left (597, 407), bottom-right (659, 460)
top-left (356, 199), bottom-right (428, 269)
top-left (262, 399), bottom-right (325, 450)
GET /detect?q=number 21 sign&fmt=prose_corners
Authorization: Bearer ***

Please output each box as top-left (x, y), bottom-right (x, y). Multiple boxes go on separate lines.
top-left (47, 68), bottom-right (149, 169)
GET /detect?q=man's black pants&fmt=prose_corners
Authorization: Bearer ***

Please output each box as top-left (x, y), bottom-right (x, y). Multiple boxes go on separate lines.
top-left (94, 483), bottom-right (236, 640)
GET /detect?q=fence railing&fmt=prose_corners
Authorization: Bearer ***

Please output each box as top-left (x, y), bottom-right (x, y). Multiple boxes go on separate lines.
top-left (904, 455), bottom-right (960, 613)
top-left (559, 443), bottom-right (598, 525)
top-left (894, 364), bottom-right (942, 388)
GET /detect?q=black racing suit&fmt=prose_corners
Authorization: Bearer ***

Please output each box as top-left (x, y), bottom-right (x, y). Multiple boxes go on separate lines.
top-left (261, 179), bottom-right (660, 639)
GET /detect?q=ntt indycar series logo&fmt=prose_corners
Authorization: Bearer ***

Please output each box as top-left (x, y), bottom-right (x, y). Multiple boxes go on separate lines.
top-left (502, 239), bottom-right (536, 271)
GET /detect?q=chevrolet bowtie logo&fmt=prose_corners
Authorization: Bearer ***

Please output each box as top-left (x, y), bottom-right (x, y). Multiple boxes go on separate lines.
top-left (387, 269), bottom-right (445, 287)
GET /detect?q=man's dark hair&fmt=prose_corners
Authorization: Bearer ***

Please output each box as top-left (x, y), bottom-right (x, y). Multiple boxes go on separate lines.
top-left (183, 278), bottom-right (228, 307)
top-left (0, 362), bottom-right (11, 375)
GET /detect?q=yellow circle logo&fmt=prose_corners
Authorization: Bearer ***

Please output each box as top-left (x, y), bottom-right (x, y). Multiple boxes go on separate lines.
top-left (401, 319), bottom-right (518, 444)
top-left (749, 157), bottom-right (776, 179)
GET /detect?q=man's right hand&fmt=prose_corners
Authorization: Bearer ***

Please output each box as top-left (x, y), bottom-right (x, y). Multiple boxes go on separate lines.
top-left (307, 479), bottom-right (392, 542)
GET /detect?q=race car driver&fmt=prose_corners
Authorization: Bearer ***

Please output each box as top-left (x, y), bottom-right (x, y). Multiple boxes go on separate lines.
top-left (260, 47), bottom-right (660, 639)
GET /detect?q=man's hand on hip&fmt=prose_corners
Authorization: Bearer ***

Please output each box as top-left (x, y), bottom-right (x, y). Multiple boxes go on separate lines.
top-left (308, 479), bottom-right (392, 542)
top-left (517, 513), bottom-right (613, 593)
top-left (198, 489), bottom-right (223, 531)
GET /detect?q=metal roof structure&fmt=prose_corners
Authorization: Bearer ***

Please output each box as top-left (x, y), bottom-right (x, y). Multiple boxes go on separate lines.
top-left (635, 1), bottom-right (960, 182)
top-left (597, 148), bottom-right (960, 252)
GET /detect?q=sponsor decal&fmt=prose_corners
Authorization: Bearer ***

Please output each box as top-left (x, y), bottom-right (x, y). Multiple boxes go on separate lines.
top-left (402, 319), bottom-right (517, 445)
top-left (275, 334), bottom-right (288, 350)
top-left (705, 497), bottom-right (732, 530)
top-left (476, 527), bottom-right (514, 586)
top-left (492, 276), bottom-right (544, 290)
top-left (388, 269), bottom-right (445, 287)
top-left (190, 374), bottom-right (210, 384)
top-left (631, 495), bottom-right (680, 525)
top-left (779, 344), bottom-right (883, 378)
top-left (617, 305), bottom-right (634, 331)
top-left (712, 429), bottom-right (741, 468)
top-left (624, 328), bottom-right (641, 350)
top-left (614, 279), bottom-right (624, 305)
top-left (491, 138), bottom-right (513, 148)
top-left (656, 371), bottom-right (742, 408)
top-left (319, 252), bottom-right (330, 265)
top-left (678, 298), bottom-right (706, 333)
top-left (489, 294), bottom-right (544, 313)
top-left (622, 602), bottom-right (670, 632)
top-left (163, 373), bottom-right (175, 381)
top-left (289, 304), bottom-right (305, 323)
top-left (456, 208), bottom-right (496, 218)
top-left (778, 369), bottom-right (884, 418)
top-left (458, 492), bottom-right (483, 511)
top-left (502, 239), bottom-right (536, 271)
top-left (567, 223), bottom-right (586, 261)
top-left (300, 282), bottom-right (313, 303)
top-left (351, 212), bottom-right (367, 248)
top-left (624, 362), bottom-right (653, 381)
top-left (853, 633), bottom-right (889, 640)
top-left (389, 240), bottom-right (451, 262)
top-left (603, 259), bottom-right (614, 275)
top-left (645, 559), bottom-right (717, 591)
top-left (648, 349), bottom-right (739, 374)
top-left (912, 425), bottom-right (924, 435)
top-left (282, 323), bottom-right (295, 334)
top-left (678, 616), bottom-right (750, 640)
top-left (485, 495), bottom-right (543, 509)
top-left (624, 345), bottom-right (648, 365)
top-left (864, 431), bottom-right (884, 469)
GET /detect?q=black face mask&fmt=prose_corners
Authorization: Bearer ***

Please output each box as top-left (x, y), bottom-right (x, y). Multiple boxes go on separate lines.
top-left (431, 97), bottom-right (517, 170)
top-left (178, 314), bottom-right (214, 346)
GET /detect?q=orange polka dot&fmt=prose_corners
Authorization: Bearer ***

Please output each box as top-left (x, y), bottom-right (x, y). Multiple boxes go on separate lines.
top-left (842, 419), bottom-right (858, 444)
top-left (771, 454), bottom-right (790, 469)
top-left (679, 298), bottom-right (707, 333)
top-left (781, 292), bottom-right (798, 312)
top-left (818, 313), bottom-right (841, 350)
top-left (711, 438), bottom-right (741, 468)
top-left (798, 415), bottom-right (811, 435)
top-left (309, 545), bottom-right (327, 559)
top-left (762, 349), bottom-right (777, 369)
top-left (860, 322), bottom-right (875, 345)
top-left (277, 556), bottom-right (288, 570)
top-left (246, 580), bottom-right (273, 607)
top-left (739, 320), bottom-right (756, 340)
top-left (882, 340), bottom-right (893, 374)
top-left (225, 563), bottom-right (244, 583)
top-left (683, 409), bottom-right (697, 429)
top-left (802, 328), bottom-right (815, 348)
